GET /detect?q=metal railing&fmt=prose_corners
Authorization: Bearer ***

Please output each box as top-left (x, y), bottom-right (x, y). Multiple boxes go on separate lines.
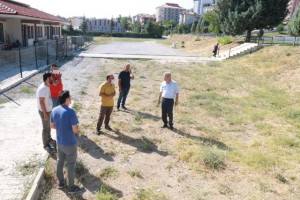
top-left (249, 36), bottom-right (300, 46)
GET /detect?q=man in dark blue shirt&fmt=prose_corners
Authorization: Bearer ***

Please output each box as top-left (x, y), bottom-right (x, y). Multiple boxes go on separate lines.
top-left (117, 64), bottom-right (134, 110)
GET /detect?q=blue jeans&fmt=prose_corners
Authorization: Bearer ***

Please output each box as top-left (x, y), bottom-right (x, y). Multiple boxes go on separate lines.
top-left (117, 87), bottom-right (130, 108)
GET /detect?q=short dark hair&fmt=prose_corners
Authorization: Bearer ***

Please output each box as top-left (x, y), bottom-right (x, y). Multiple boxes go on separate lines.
top-left (58, 90), bottom-right (70, 104)
top-left (43, 72), bottom-right (52, 82)
top-left (106, 74), bottom-right (113, 80)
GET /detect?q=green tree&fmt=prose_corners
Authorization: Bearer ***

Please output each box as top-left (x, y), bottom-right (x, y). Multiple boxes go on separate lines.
top-left (191, 21), bottom-right (197, 33)
top-left (79, 16), bottom-right (88, 34)
top-left (110, 18), bottom-right (115, 34)
top-left (288, 5), bottom-right (300, 36)
top-left (145, 22), bottom-right (163, 37)
top-left (132, 21), bottom-right (142, 33)
top-left (68, 24), bottom-right (74, 33)
top-left (203, 10), bottom-right (220, 33)
top-left (178, 24), bottom-right (184, 34)
top-left (120, 17), bottom-right (131, 32)
top-left (216, 0), bottom-right (289, 41)
top-left (196, 19), bottom-right (201, 34)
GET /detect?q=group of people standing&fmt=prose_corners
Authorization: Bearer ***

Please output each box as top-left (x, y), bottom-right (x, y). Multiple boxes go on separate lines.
top-left (35, 63), bottom-right (180, 194)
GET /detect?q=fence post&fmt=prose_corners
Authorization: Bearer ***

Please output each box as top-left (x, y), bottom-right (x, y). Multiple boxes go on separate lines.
top-left (283, 36), bottom-right (285, 44)
top-left (34, 42), bottom-right (38, 69)
top-left (64, 35), bottom-right (68, 57)
top-left (271, 37), bottom-right (273, 46)
top-left (18, 47), bottom-right (23, 78)
top-left (293, 37), bottom-right (296, 46)
top-left (46, 42), bottom-right (49, 65)
top-left (228, 47), bottom-right (231, 58)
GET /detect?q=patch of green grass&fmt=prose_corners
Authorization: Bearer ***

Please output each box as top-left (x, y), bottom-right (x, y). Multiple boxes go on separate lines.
top-left (272, 136), bottom-right (300, 148)
top-left (72, 102), bottom-right (82, 112)
top-left (20, 86), bottom-right (34, 94)
top-left (133, 188), bottom-right (168, 200)
top-left (0, 98), bottom-right (9, 104)
top-left (242, 151), bottom-right (276, 169)
top-left (255, 122), bottom-right (274, 136)
top-left (140, 136), bottom-right (156, 151)
top-left (96, 184), bottom-right (118, 200)
top-left (18, 159), bottom-right (39, 176)
top-left (202, 149), bottom-right (226, 170)
top-left (276, 173), bottom-right (288, 183)
top-left (218, 183), bottom-right (233, 195)
top-left (127, 169), bottom-right (143, 178)
top-left (100, 167), bottom-right (119, 179)
top-left (285, 107), bottom-right (300, 120)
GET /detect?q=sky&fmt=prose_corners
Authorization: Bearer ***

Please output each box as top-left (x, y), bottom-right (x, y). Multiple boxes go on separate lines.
top-left (16, 0), bottom-right (194, 19)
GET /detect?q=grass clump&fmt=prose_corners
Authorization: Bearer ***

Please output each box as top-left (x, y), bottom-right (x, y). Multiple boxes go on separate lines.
top-left (127, 169), bottom-right (143, 178)
top-left (133, 188), bottom-right (168, 200)
top-left (276, 173), bottom-right (288, 183)
top-left (96, 184), bottom-right (118, 200)
top-left (100, 167), bottom-right (119, 179)
top-left (202, 149), bottom-right (226, 170)
top-left (242, 151), bottom-right (275, 169)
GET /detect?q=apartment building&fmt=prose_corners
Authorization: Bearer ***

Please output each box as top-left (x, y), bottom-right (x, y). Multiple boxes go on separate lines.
top-left (87, 18), bottom-right (124, 33)
top-left (193, 0), bottom-right (218, 15)
top-left (69, 17), bottom-right (83, 30)
top-left (179, 9), bottom-right (199, 25)
top-left (156, 3), bottom-right (184, 24)
top-left (132, 13), bottom-right (156, 25)
top-left (287, 0), bottom-right (300, 18)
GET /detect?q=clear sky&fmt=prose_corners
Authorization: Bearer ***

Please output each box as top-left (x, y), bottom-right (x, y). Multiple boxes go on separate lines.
top-left (16, 0), bottom-right (194, 19)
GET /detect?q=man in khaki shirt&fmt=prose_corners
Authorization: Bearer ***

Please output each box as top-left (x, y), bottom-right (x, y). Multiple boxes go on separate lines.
top-left (96, 74), bottom-right (116, 135)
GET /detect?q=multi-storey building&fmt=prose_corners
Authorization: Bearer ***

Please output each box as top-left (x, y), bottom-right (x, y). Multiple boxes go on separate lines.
top-left (69, 17), bottom-right (83, 30)
top-left (179, 9), bottom-right (199, 25)
top-left (132, 13), bottom-right (156, 25)
top-left (156, 3), bottom-right (184, 24)
top-left (193, 0), bottom-right (218, 15)
top-left (87, 18), bottom-right (124, 33)
top-left (287, 0), bottom-right (300, 19)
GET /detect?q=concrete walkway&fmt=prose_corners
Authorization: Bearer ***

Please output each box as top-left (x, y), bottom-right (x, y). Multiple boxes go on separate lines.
top-left (0, 41), bottom-right (217, 200)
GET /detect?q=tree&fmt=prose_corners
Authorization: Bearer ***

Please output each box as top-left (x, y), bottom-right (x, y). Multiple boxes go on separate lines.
top-left (79, 16), bottom-right (88, 34)
top-left (178, 24), bottom-right (184, 34)
top-left (288, 4), bottom-right (300, 36)
top-left (120, 17), bottom-right (131, 32)
top-left (202, 10), bottom-right (221, 33)
top-left (145, 22), bottom-right (163, 38)
top-left (196, 20), bottom-right (201, 34)
top-left (110, 18), bottom-right (115, 34)
top-left (216, 0), bottom-right (289, 41)
top-left (191, 21), bottom-right (197, 33)
top-left (68, 24), bottom-right (74, 33)
top-left (132, 21), bottom-right (142, 33)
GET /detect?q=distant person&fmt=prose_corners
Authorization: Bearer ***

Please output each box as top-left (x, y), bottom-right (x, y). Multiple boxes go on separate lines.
top-left (50, 64), bottom-right (63, 107)
top-left (36, 72), bottom-right (56, 154)
top-left (212, 43), bottom-right (220, 57)
top-left (157, 72), bottom-right (180, 130)
top-left (50, 90), bottom-right (85, 194)
top-left (117, 64), bottom-right (134, 111)
top-left (96, 74), bottom-right (116, 135)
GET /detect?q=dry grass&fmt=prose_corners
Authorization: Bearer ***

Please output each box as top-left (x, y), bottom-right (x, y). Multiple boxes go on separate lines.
top-left (44, 35), bottom-right (300, 200)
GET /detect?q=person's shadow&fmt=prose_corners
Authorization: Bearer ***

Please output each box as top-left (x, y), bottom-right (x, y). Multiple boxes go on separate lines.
top-left (105, 130), bottom-right (168, 157)
top-left (172, 127), bottom-right (230, 150)
top-left (58, 167), bottom-right (123, 199)
top-left (77, 134), bottom-right (114, 161)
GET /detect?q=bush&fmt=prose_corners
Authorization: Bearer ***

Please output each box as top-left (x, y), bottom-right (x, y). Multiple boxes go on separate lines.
top-left (217, 36), bottom-right (233, 45)
top-left (277, 24), bottom-right (284, 33)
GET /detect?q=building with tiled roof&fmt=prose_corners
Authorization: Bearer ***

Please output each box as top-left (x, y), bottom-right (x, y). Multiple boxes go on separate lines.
top-left (0, 0), bottom-right (67, 48)
top-left (179, 9), bottom-right (199, 25)
top-left (132, 13), bottom-right (156, 25)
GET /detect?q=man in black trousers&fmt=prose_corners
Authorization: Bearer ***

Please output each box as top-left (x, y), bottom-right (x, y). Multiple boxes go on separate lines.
top-left (157, 72), bottom-right (180, 130)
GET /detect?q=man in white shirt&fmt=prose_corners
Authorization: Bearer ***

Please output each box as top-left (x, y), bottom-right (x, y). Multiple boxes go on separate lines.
top-left (157, 72), bottom-right (180, 130)
top-left (36, 72), bottom-right (56, 153)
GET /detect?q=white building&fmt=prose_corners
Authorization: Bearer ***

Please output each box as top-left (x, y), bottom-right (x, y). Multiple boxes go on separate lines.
top-left (87, 18), bottom-right (124, 33)
top-left (69, 17), bottom-right (83, 30)
top-left (179, 9), bottom-right (199, 25)
top-left (193, 0), bottom-right (218, 15)
top-left (156, 3), bottom-right (184, 24)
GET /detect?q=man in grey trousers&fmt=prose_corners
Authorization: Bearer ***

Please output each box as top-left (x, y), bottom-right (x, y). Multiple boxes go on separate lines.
top-left (50, 90), bottom-right (85, 194)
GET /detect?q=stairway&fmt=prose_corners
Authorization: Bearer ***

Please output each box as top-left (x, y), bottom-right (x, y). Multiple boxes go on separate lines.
top-left (219, 43), bottom-right (260, 59)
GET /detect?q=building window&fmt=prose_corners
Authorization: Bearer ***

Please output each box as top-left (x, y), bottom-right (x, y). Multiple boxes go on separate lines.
top-left (27, 25), bottom-right (34, 39)
top-left (0, 23), bottom-right (4, 43)
top-left (36, 26), bottom-right (43, 38)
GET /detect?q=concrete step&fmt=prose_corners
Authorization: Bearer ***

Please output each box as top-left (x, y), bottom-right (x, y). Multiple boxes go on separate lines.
top-left (220, 43), bottom-right (259, 59)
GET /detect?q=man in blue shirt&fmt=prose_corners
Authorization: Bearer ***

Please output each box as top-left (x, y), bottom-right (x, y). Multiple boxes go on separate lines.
top-left (50, 90), bottom-right (85, 194)
top-left (117, 64), bottom-right (134, 111)
top-left (157, 72), bottom-right (180, 130)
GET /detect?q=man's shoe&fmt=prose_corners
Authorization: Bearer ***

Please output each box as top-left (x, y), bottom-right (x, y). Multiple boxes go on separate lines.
top-left (58, 181), bottom-right (65, 189)
top-left (122, 106), bottom-right (128, 110)
top-left (96, 129), bottom-right (102, 135)
top-left (117, 107), bottom-right (120, 111)
top-left (105, 126), bottom-right (113, 131)
top-left (161, 124), bottom-right (168, 128)
top-left (68, 185), bottom-right (85, 194)
top-left (169, 126), bottom-right (174, 130)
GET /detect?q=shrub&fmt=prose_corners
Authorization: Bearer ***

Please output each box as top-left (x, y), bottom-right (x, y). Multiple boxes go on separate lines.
top-left (217, 36), bottom-right (233, 45)
top-left (277, 24), bottom-right (284, 33)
